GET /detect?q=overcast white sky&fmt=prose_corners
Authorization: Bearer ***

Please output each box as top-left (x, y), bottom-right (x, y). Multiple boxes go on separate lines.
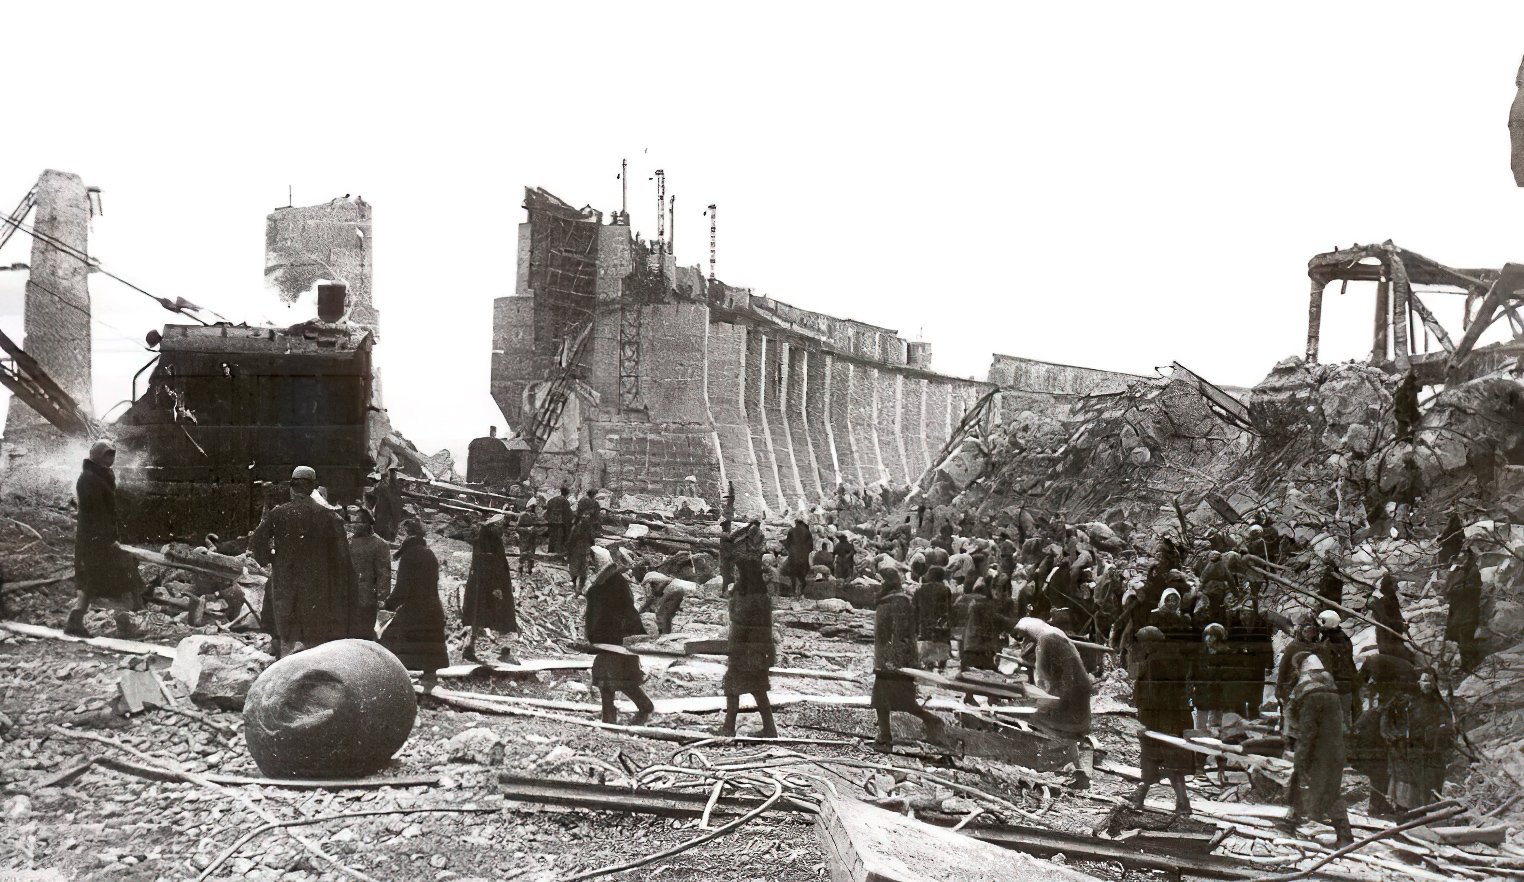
top-left (3, 4), bottom-right (1524, 466)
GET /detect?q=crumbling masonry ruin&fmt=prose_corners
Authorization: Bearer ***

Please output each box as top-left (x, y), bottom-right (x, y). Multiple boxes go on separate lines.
top-left (492, 188), bottom-right (990, 517)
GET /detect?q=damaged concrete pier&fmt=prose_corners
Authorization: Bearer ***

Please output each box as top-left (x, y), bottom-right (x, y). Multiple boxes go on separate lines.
top-left (491, 188), bottom-right (990, 517)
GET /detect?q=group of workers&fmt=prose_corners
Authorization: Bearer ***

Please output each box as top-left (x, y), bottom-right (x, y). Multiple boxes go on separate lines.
top-left (64, 447), bottom-right (1468, 831)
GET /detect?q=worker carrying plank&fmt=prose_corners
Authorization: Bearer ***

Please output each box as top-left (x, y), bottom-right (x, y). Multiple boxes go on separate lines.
top-left (1012, 616), bottom-right (1093, 787)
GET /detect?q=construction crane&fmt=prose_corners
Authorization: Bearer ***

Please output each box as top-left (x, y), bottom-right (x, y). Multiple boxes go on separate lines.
top-left (0, 328), bottom-right (97, 437)
top-left (654, 169), bottom-right (666, 253)
top-left (524, 321), bottom-right (593, 464)
top-left (0, 183), bottom-right (39, 255)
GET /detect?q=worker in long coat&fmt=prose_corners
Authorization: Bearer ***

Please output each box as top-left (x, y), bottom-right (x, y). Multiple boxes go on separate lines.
top-left (782, 519), bottom-right (813, 597)
top-left (872, 566), bottom-right (948, 751)
top-left (1275, 618), bottom-right (1322, 725)
top-left (566, 514), bottom-right (596, 594)
top-left (1316, 610), bottom-right (1359, 723)
top-left (1129, 626), bottom-right (1196, 814)
top-left (372, 466), bottom-right (404, 542)
top-left (584, 548), bottom-right (655, 725)
top-left (720, 556), bottom-right (777, 738)
top-left (462, 514), bottom-right (518, 663)
top-left (1369, 574), bottom-right (1413, 663)
top-left (914, 565), bottom-right (953, 672)
top-left (1382, 670), bottom-right (1453, 813)
top-left (515, 501), bottom-right (541, 577)
top-left (65, 440), bottom-right (147, 639)
top-left (379, 519), bottom-right (449, 693)
top-left (349, 508), bottom-right (391, 640)
top-left (1013, 616), bottom-right (1094, 786)
top-left (576, 489), bottom-right (603, 530)
top-left (960, 579), bottom-right (1015, 675)
top-left (250, 466), bottom-right (359, 658)
top-left (1446, 549), bottom-right (1484, 673)
top-left (1284, 655), bottom-right (1354, 847)
top-left (544, 486), bottom-right (573, 555)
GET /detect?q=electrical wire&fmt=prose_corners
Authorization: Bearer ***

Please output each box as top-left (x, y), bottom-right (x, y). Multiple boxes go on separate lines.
top-left (0, 214), bottom-right (210, 325)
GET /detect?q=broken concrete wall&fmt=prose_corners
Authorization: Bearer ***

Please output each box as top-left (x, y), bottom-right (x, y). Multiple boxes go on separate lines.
top-left (786, 345), bottom-right (825, 501)
top-left (901, 377), bottom-right (930, 481)
top-left (989, 353), bottom-right (1141, 396)
top-left (8, 169), bottom-right (93, 441)
top-left (762, 334), bottom-right (805, 511)
top-left (827, 355), bottom-right (860, 489)
top-left (875, 368), bottom-right (909, 486)
top-left (265, 197), bottom-right (376, 336)
top-left (490, 297), bottom-right (536, 429)
top-left (802, 348), bottom-right (835, 492)
top-left (744, 328), bottom-right (784, 512)
top-left (706, 320), bottom-right (768, 517)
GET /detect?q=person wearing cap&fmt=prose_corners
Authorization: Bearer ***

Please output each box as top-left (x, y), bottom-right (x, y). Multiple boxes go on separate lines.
top-left (1381, 669), bottom-right (1453, 813)
top-left (249, 466), bottom-right (360, 657)
top-left (1275, 618), bottom-right (1323, 730)
top-left (544, 486), bottom-right (573, 555)
top-left (576, 489), bottom-right (603, 531)
top-left (379, 519), bottom-right (449, 693)
top-left (462, 513), bottom-right (518, 664)
top-left (349, 508), bottom-right (391, 640)
top-left (65, 440), bottom-right (148, 639)
top-left (780, 518), bottom-right (813, 598)
top-left (1129, 626), bottom-right (1196, 814)
top-left (720, 554), bottom-right (776, 738)
top-left (584, 547), bottom-right (655, 725)
top-left (1282, 653), bottom-right (1354, 847)
top-left (1316, 609), bottom-right (1359, 724)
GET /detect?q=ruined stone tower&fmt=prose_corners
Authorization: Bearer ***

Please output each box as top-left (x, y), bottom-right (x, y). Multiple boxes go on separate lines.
top-left (264, 197), bottom-right (376, 337)
top-left (5, 169), bottom-right (94, 440)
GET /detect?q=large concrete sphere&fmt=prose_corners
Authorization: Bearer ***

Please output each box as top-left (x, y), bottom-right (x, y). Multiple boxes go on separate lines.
top-left (243, 639), bottom-right (416, 778)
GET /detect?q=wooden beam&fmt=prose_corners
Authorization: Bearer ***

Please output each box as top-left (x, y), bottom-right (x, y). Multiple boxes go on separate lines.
top-left (1374, 278), bottom-right (1390, 362)
top-left (1307, 277), bottom-right (1326, 363)
top-left (1391, 253), bottom-right (1454, 353)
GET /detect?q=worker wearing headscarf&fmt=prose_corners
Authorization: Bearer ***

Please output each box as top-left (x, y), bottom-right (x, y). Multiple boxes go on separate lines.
top-left (462, 513), bottom-right (518, 663)
top-left (872, 566), bottom-right (948, 751)
top-left (1128, 626), bottom-right (1196, 814)
top-left (1013, 617), bottom-right (1093, 786)
top-left (584, 547), bottom-right (655, 725)
top-left (720, 555), bottom-right (776, 738)
top-left (66, 440), bottom-right (147, 639)
top-left (379, 518), bottom-right (450, 693)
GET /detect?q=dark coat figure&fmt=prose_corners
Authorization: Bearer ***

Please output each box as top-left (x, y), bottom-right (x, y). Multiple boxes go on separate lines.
top-left (372, 469), bottom-right (404, 542)
top-left (1317, 617), bottom-right (1359, 721)
top-left (576, 491), bottom-right (602, 529)
top-left (1359, 652), bottom-right (1416, 709)
top-left (544, 490), bottom-right (573, 554)
top-left (1350, 706), bottom-right (1394, 816)
top-left (584, 562), bottom-right (653, 723)
top-left (1370, 575), bottom-right (1413, 662)
top-left (1445, 551), bottom-right (1484, 672)
top-left (250, 489), bottom-right (359, 656)
top-left (1288, 667), bottom-right (1352, 844)
top-left (1015, 617), bottom-right (1092, 737)
top-left (566, 516), bottom-right (596, 593)
top-left (1436, 513), bottom-right (1465, 567)
top-left (723, 564), bottom-right (775, 697)
top-left (1275, 625), bottom-right (1322, 712)
top-left (1317, 567), bottom-right (1344, 611)
top-left (350, 523), bottom-right (391, 637)
top-left (73, 457), bottom-right (145, 608)
top-left (1129, 627), bottom-right (1197, 811)
top-left (515, 507), bottom-right (541, 575)
top-left (720, 557), bottom-right (776, 736)
top-left (1393, 370), bottom-right (1420, 441)
top-left (1381, 677), bottom-right (1452, 812)
top-left (782, 520), bottom-right (813, 592)
top-left (871, 570), bottom-right (946, 748)
top-left (811, 543), bottom-right (835, 570)
top-left (914, 574), bottom-right (952, 644)
top-left (1224, 605), bottom-right (1274, 719)
top-left (832, 534), bottom-right (855, 580)
top-left (463, 519), bottom-right (517, 634)
top-left (961, 589), bottom-right (1014, 672)
top-left (379, 532), bottom-right (449, 676)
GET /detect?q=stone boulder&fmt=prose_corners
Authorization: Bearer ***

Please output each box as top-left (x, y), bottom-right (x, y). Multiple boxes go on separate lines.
top-left (1246, 358), bottom-right (1392, 452)
top-left (445, 727), bottom-right (504, 765)
top-left (170, 635), bottom-right (275, 711)
top-left (243, 639), bottom-right (417, 779)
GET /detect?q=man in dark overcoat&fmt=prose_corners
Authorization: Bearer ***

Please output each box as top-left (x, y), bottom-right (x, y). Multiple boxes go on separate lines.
top-left (66, 440), bottom-right (147, 638)
top-left (249, 466), bottom-right (359, 658)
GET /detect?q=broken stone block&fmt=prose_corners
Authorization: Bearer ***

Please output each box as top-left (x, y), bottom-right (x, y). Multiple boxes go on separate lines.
top-left (170, 635), bottom-right (276, 711)
top-left (445, 727), bottom-right (504, 765)
top-left (814, 598), bottom-right (854, 614)
top-left (243, 639), bottom-right (416, 779)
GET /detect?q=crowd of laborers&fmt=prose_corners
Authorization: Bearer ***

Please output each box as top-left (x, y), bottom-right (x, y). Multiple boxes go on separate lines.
top-left (62, 443), bottom-right (1475, 840)
top-left (796, 506), bottom-right (1478, 846)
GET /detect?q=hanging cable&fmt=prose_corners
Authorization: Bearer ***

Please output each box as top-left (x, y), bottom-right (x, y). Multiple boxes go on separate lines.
top-left (0, 214), bottom-right (211, 325)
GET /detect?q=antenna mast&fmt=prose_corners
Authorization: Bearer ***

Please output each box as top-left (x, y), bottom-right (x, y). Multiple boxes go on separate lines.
top-left (620, 158), bottom-right (627, 220)
top-left (654, 169), bottom-right (666, 252)
top-left (708, 204), bottom-right (717, 280)
top-left (668, 194), bottom-right (675, 261)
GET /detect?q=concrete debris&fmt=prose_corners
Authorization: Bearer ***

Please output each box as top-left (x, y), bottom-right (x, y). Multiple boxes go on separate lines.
top-left (444, 726), bottom-right (505, 765)
top-left (169, 634), bottom-right (275, 711)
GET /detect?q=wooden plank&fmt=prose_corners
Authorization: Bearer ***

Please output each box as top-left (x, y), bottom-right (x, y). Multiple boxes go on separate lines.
top-left (496, 773), bottom-right (819, 818)
top-left (0, 620), bottom-right (176, 659)
top-left (897, 668), bottom-right (1038, 702)
top-left (434, 657), bottom-right (593, 679)
top-left (818, 793), bottom-right (1096, 882)
top-left (202, 773), bottom-right (440, 789)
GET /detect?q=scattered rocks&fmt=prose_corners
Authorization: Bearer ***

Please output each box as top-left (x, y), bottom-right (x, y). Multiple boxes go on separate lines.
top-left (170, 634), bottom-right (275, 711)
top-left (445, 727), bottom-right (504, 765)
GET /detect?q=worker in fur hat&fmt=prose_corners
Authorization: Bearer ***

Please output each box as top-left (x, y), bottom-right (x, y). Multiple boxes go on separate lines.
top-left (249, 466), bottom-right (359, 657)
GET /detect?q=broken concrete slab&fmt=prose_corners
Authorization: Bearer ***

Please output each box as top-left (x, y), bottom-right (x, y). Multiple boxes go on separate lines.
top-left (170, 634), bottom-right (275, 710)
top-left (816, 792), bottom-right (1093, 882)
